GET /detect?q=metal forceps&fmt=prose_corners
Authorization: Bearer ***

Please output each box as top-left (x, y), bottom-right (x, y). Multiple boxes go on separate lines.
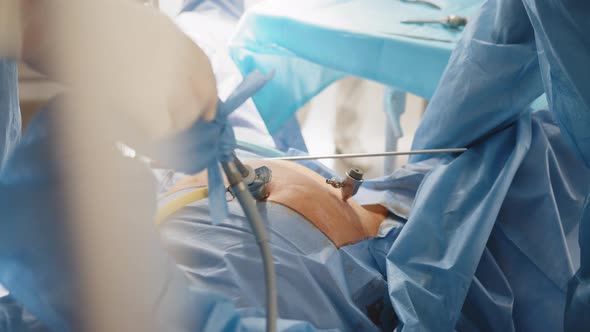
top-left (400, 0), bottom-right (441, 10)
top-left (401, 15), bottom-right (468, 29)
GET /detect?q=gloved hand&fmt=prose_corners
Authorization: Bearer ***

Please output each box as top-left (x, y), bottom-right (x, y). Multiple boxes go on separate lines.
top-left (20, 0), bottom-right (218, 140)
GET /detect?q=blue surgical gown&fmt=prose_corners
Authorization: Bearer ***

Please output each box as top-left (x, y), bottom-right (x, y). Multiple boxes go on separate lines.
top-left (404, 0), bottom-right (590, 330)
top-left (515, 2), bottom-right (590, 330)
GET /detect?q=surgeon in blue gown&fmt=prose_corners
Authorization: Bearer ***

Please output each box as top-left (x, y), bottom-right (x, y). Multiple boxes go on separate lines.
top-left (403, 0), bottom-right (590, 331)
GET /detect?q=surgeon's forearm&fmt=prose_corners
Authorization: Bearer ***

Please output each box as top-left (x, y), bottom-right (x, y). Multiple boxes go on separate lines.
top-left (0, 0), bottom-right (54, 63)
top-left (0, 0), bottom-right (23, 57)
top-left (17, 0), bottom-right (218, 135)
top-left (0, 0), bottom-right (45, 59)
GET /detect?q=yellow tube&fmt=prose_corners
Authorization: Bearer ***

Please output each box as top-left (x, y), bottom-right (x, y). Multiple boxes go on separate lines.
top-left (156, 187), bottom-right (209, 225)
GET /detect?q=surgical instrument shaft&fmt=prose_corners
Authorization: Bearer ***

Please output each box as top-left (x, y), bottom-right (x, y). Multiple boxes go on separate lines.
top-left (264, 148), bottom-right (467, 161)
top-left (402, 15), bottom-right (469, 29)
top-left (381, 31), bottom-right (454, 43)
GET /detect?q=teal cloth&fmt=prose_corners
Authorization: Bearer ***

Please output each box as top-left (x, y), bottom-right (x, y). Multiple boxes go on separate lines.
top-left (229, 0), bottom-right (483, 132)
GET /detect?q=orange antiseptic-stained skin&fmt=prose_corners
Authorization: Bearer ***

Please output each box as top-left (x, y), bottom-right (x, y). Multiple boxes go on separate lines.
top-left (166, 160), bottom-right (389, 247)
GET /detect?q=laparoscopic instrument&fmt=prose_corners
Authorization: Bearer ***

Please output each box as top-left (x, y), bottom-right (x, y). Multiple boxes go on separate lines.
top-left (221, 149), bottom-right (467, 205)
top-left (401, 15), bottom-right (469, 29)
top-left (326, 168), bottom-right (364, 202)
top-left (264, 148), bottom-right (468, 161)
top-left (267, 148), bottom-right (467, 201)
top-left (381, 31), bottom-right (454, 43)
top-left (152, 157), bottom-right (277, 332)
top-left (120, 141), bottom-right (278, 332)
top-left (221, 154), bottom-right (277, 332)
